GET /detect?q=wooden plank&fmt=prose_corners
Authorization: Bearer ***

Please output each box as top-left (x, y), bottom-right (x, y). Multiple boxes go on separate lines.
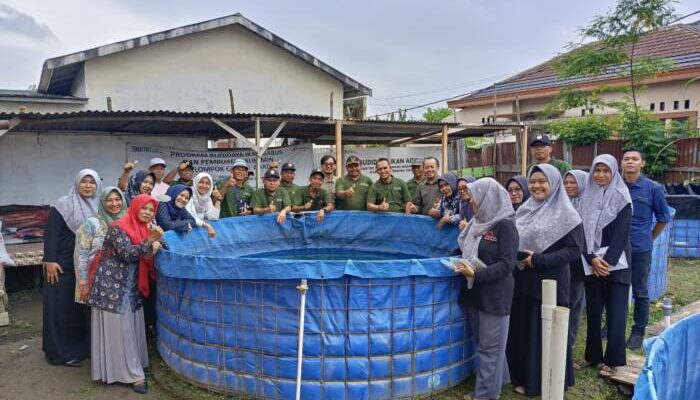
top-left (647, 300), bottom-right (700, 336)
top-left (607, 353), bottom-right (645, 386)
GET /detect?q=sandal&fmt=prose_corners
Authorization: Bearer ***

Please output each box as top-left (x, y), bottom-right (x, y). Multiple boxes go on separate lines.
top-left (574, 360), bottom-right (596, 370)
top-left (64, 359), bottom-right (82, 368)
top-left (599, 364), bottom-right (618, 378)
top-left (514, 386), bottom-right (526, 395)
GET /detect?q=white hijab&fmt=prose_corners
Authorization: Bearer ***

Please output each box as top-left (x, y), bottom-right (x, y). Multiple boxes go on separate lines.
top-left (579, 154), bottom-right (632, 253)
top-left (53, 169), bottom-right (102, 233)
top-left (458, 178), bottom-right (514, 258)
top-left (565, 169), bottom-right (589, 214)
top-left (515, 164), bottom-right (582, 253)
top-left (190, 172), bottom-right (215, 215)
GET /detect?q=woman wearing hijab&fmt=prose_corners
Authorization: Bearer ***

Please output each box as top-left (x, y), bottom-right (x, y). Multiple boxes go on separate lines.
top-left (88, 194), bottom-right (164, 394)
top-left (455, 177), bottom-right (518, 400)
top-left (508, 163), bottom-right (583, 396)
top-left (75, 187), bottom-right (126, 304)
top-left (435, 173), bottom-right (462, 229)
top-left (155, 185), bottom-right (196, 233)
top-left (124, 170), bottom-right (156, 204)
top-left (505, 175), bottom-right (529, 211)
top-left (579, 154), bottom-right (632, 377)
top-left (563, 170), bottom-right (589, 354)
top-left (457, 176), bottom-right (476, 230)
top-left (43, 169), bottom-right (102, 366)
top-left (185, 172), bottom-right (219, 237)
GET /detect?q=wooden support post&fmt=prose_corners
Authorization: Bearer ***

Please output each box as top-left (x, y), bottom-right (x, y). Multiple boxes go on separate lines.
top-left (106, 96), bottom-right (113, 111)
top-left (228, 89), bottom-right (235, 113)
top-left (335, 120), bottom-right (343, 178)
top-left (441, 124), bottom-right (449, 173)
top-left (521, 125), bottom-right (529, 175)
top-left (255, 117), bottom-right (261, 188)
top-left (330, 92), bottom-right (334, 120)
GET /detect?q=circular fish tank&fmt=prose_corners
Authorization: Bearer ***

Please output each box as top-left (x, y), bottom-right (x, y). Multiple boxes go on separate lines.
top-left (156, 211), bottom-right (475, 399)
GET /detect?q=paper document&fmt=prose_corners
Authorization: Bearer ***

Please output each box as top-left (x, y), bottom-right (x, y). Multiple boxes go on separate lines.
top-left (582, 246), bottom-right (628, 276)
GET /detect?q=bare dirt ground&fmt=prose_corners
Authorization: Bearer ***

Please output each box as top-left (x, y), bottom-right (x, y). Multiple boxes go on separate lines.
top-left (0, 289), bottom-right (164, 400)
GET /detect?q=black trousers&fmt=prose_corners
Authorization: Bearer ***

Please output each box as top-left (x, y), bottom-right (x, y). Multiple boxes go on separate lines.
top-left (584, 278), bottom-right (629, 366)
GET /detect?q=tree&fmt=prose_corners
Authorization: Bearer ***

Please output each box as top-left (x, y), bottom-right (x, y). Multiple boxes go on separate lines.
top-left (422, 107), bottom-right (454, 123)
top-left (545, 0), bottom-right (681, 176)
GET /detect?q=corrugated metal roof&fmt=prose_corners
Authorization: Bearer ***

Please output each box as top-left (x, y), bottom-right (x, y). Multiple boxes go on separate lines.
top-left (0, 110), bottom-right (489, 145)
top-left (450, 22), bottom-right (700, 104)
top-left (37, 13), bottom-right (372, 98)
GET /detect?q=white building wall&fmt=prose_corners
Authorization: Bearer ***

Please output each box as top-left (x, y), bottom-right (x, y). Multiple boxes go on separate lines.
top-left (0, 134), bottom-right (207, 205)
top-left (82, 25), bottom-right (344, 116)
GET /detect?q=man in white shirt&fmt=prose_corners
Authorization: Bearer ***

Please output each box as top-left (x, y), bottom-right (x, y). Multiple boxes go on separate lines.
top-left (149, 158), bottom-right (170, 199)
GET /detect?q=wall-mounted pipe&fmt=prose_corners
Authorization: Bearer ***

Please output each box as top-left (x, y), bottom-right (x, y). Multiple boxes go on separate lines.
top-left (295, 279), bottom-right (309, 400)
top-left (541, 279), bottom-right (557, 399)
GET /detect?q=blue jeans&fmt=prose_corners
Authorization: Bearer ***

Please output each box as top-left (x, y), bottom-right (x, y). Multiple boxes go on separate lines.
top-left (631, 251), bottom-right (652, 336)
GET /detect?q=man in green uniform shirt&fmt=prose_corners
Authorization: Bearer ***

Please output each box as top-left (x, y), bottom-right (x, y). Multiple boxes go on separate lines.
top-left (219, 159), bottom-right (254, 218)
top-left (335, 155), bottom-right (373, 211)
top-left (527, 134), bottom-right (571, 175)
top-left (413, 157), bottom-right (441, 216)
top-left (367, 158), bottom-right (416, 213)
top-left (251, 169), bottom-right (291, 224)
top-left (405, 161), bottom-right (425, 200)
top-left (296, 169), bottom-right (334, 222)
top-left (280, 163), bottom-right (302, 206)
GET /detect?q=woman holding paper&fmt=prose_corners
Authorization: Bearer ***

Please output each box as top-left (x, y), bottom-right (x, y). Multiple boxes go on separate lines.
top-left (508, 163), bottom-right (583, 396)
top-left (456, 177), bottom-right (518, 400)
top-left (579, 154), bottom-right (632, 377)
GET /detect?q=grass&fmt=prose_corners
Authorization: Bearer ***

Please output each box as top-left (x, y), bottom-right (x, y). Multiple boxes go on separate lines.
top-left (151, 258), bottom-right (700, 400)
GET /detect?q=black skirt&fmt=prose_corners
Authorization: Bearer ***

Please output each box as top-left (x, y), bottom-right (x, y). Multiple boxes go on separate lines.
top-left (506, 293), bottom-right (574, 396)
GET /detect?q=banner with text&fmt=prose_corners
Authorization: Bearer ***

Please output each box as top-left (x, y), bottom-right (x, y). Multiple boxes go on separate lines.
top-left (126, 143), bottom-right (315, 186)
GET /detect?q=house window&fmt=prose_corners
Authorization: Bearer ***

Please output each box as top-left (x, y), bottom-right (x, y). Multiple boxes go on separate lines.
top-left (650, 103), bottom-right (655, 111)
top-left (481, 117), bottom-right (485, 124)
top-left (685, 99), bottom-right (691, 109)
top-left (674, 100), bottom-right (679, 110)
top-left (589, 108), bottom-right (594, 115)
top-left (581, 109), bottom-right (586, 116)
top-left (660, 101), bottom-right (665, 111)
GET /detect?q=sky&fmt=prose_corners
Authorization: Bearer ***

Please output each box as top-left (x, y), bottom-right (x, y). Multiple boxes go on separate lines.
top-left (0, 0), bottom-right (697, 118)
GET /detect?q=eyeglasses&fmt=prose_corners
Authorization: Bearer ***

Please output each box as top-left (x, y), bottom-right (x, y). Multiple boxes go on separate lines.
top-left (458, 187), bottom-right (469, 192)
top-left (507, 187), bottom-right (523, 193)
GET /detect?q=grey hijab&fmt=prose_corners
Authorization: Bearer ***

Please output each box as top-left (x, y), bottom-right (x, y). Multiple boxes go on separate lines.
top-left (564, 169), bottom-right (589, 214)
top-left (579, 154), bottom-right (632, 253)
top-left (458, 178), bottom-right (514, 258)
top-left (515, 164), bottom-right (582, 253)
top-left (53, 169), bottom-right (103, 233)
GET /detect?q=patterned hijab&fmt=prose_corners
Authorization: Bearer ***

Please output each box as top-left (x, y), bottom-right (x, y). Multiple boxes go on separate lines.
top-left (564, 170), bottom-right (589, 214)
top-left (458, 178), bottom-right (514, 258)
top-left (515, 164), bottom-right (582, 253)
top-left (190, 172), bottom-right (215, 216)
top-left (124, 170), bottom-right (156, 204)
top-left (579, 154), bottom-right (632, 253)
top-left (96, 187), bottom-right (127, 225)
top-left (53, 169), bottom-right (103, 233)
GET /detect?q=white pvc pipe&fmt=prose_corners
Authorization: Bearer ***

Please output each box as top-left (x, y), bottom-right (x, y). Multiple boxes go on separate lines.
top-left (295, 279), bottom-right (309, 400)
top-left (541, 279), bottom-right (557, 400)
top-left (549, 306), bottom-right (570, 400)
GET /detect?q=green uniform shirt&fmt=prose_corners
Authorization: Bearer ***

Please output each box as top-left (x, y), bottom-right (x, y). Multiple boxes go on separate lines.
top-left (527, 157), bottom-right (572, 176)
top-left (406, 177), bottom-right (425, 200)
top-left (335, 174), bottom-right (373, 211)
top-left (280, 182), bottom-right (302, 206)
top-left (251, 189), bottom-right (291, 211)
top-left (298, 186), bottom-right (332, 211)
top-left (367, 177), bottom-right (411, 213)
top-left (170, 178), bottom-right (193, 187)
top-left (219, 181), bottom-right (254, 218)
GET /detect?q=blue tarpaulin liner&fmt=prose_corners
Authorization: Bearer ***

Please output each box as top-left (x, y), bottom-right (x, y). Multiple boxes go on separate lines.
top-left (633, 314), bottom-right (700, 400)
top-left (155, 211), bottom-right (475, 400)
top-left (158, 211), bottom-right (461, 280)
